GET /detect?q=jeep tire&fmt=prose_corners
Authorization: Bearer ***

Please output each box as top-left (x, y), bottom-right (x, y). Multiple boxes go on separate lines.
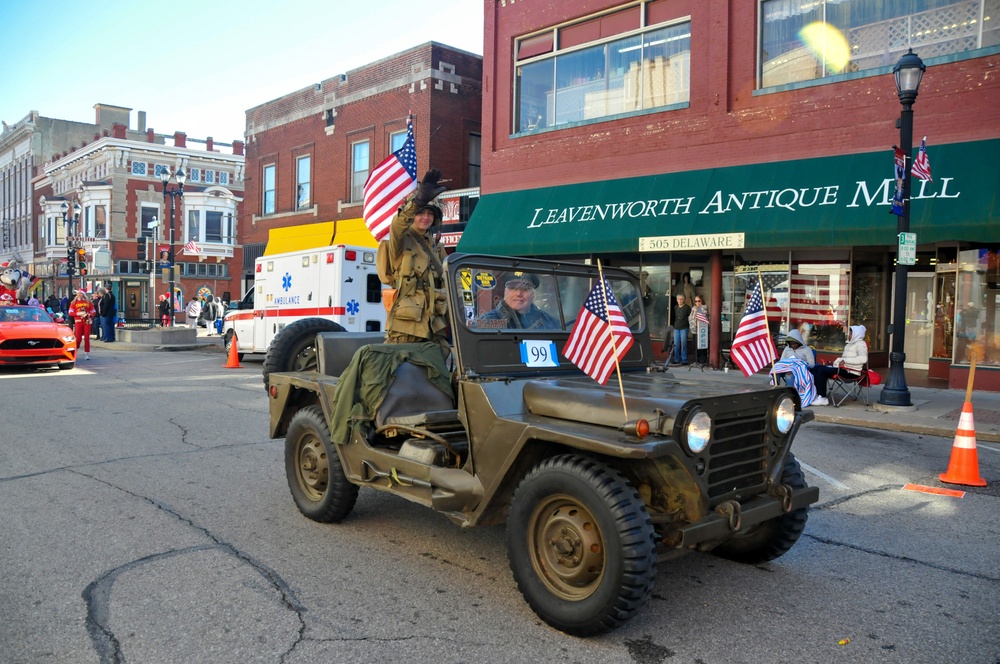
top-left (506, 454), bottom-right (657, 637)
top-left (285, 406), bottom-right (358, 523)
top-left (711, 453), bottom-right (809, 564)
top-left (263, 318), bottom-right (345, 389)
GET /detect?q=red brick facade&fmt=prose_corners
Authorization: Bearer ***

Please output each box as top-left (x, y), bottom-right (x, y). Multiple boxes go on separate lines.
top-left (482, 1), bottom-right (999, 193)
top-left (242, 42), bottom-right (483, 251)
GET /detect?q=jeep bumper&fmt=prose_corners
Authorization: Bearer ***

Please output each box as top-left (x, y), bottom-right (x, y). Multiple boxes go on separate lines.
top-left (671, 484), bottom-right (820, 554)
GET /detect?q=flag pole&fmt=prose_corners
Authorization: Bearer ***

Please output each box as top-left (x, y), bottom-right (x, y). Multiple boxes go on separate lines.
top-left (597, 260), bottom-right (628, 420)
top-left (757, 269), bottom-right (777, 372)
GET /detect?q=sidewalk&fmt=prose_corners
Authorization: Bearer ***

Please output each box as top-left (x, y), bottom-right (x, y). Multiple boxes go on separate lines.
top-left (88, 331), bottom-right (1000, 443)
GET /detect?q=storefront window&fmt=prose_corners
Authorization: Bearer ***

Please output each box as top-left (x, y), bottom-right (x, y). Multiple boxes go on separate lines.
top-left (955, 248), bottom-right (999, 367)
top-left (852, 254), bottom-right (887, 352)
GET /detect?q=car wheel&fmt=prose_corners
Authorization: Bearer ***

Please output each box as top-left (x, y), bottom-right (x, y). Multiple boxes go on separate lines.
top-left (506, 454), bottom-right (657, 636)
top-left (224, 330), bottom-right (245, 362)
top-left (710, 453), bottom-right (810, 564)
top-left (262, 318), bottom-right (345, 390)
top-left (58, 362), bottom-right (75, 371)
top-left (285, 405), bottom-right (358, 523)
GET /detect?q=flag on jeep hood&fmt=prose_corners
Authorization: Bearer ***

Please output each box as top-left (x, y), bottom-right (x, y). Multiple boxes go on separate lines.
top-left (564, 278), bottom-right (634, 385)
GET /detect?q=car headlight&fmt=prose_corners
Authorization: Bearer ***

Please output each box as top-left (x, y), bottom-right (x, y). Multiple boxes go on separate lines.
top-left (62, 334), bottom-right (77, 343)
top-left (684, 409), bottom-right (712, 455)
top-left (774, 395), bottom-right (796, 434)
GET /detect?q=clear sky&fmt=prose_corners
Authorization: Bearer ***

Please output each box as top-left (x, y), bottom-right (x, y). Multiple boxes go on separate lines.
top-left (0, 0), bottom-right (484, 146)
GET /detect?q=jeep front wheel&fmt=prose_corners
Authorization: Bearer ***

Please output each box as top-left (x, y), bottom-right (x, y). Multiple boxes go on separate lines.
top-left (506, 454), bottom-right (657, 636)
top-left (711, 453), bottom-right (810, 564)
top-left (285, 406), bottom-right (358, 523)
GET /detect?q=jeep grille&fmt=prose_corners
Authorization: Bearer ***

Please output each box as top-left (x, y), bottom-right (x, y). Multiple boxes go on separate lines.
top-left (706, 406), bottom-right (769, 504)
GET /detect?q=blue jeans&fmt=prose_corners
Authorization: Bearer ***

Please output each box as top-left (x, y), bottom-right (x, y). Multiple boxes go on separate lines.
top-left (102, 315), bottom-right (116, 341)
top-left (672, 327), bottom-right (688, 363)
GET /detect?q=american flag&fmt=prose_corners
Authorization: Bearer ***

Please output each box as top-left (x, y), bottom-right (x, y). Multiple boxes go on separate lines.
top-left (363, 118), bottom-right (417, 242)
top-left (694, 305), bottom-right (709, 326)
top-left (911, 136), bottom-right (932, 181)
top-left (183, 240), bottom-right (201, 255)
top-left (564, 278), bottom-right (634, 385)
top-left (730, 279), bottom-right (776, 377)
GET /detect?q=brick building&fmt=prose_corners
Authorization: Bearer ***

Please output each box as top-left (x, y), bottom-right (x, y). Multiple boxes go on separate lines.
top-left (32, 108), bottom-right (244, 320)
top-left (241, 41), bottom-right (482, 294)
top-left (459, 0), bottom-right (1000, 390)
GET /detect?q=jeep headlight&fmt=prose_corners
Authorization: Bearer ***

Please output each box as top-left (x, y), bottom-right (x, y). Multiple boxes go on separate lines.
top-left (774, 395), bottom-right (796, 434)
top-left (684, 409), bottom-right (712, 455)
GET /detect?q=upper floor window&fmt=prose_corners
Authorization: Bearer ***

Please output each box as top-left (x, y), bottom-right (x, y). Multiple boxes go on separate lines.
top-left (189, 168), bottom-right (200, 182)
top-left (390, 130), bottom-right (408, 152)
top-left (296, 155), bottom-right (311, 209)
top-left (140, 205), bottom-right (157, 239)
top-left (131, 161), bottom-right (147, 176)
top-left (515, 3), bottom-right (690, 133)
top-left (351, 141), bottom-right (369, 202)
top-left (263, 164), bottom-right (276, 214)
top-left (759, 0), bottom-right (1000, 89)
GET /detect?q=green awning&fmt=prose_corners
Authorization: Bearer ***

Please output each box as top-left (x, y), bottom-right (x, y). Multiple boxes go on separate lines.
top-left (458, 138), bottom-right (1000, 256)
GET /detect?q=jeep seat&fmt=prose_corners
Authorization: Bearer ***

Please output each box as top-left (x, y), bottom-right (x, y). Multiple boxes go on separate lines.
top-left (376, 361), bottom-right (457, 429)
top-left (316, 332), bottom-right (386, 377)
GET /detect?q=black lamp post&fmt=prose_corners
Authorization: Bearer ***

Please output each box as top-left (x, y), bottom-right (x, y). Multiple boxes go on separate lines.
top-left (60, 201), bottom-right (82, 298)
top-left (878, 49), bottom-right (925, 408)
top-left (159, 167), bottom-right (186, 327)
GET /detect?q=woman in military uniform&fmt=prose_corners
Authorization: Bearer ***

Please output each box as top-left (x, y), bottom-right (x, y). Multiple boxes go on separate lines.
top-left (380, 169), bottom-right (449, 345)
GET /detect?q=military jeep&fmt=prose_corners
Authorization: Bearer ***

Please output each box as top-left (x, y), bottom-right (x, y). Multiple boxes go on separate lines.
top-left (266, 253), bottom-right (818, 636)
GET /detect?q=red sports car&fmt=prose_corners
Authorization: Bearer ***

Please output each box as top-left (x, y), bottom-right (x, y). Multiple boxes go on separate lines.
top-left (0, 305), bottom-right (77, 370)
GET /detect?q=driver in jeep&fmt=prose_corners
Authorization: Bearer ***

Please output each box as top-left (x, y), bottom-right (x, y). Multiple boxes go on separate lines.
top-left (475, 272), bottom-right (560, 330)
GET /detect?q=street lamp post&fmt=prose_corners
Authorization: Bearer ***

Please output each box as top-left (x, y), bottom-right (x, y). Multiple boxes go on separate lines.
top-left (60, 201), bottom-right (81, 298)
top-left (878, 49), bottom-right (925, 409)
top-left (158, 167), bottom-right (186, 327)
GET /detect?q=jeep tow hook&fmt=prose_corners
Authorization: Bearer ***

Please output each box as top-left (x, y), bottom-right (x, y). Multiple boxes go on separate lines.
top-left (714, 500), bottom-right (742, 532)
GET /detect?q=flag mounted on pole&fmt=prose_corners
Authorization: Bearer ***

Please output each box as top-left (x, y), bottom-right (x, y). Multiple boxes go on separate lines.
top-left (730, 278), bottom-right (776, 377)
top-left (183, 240), bottom-right (201, 255)
top-left (563, 278), bottom-right (634, 385)
top-left (363, 117), bottom-right (417, 242)
top-left (890, 146), bottom-right (905, 217)
top-left (911, 136), bottom-right (932, 181)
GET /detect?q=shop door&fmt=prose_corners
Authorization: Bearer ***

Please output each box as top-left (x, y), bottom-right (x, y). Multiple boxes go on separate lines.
top-left (123, 285), bottom-right (144, 319)
top-left (897, 273), bottom-right (934, 369)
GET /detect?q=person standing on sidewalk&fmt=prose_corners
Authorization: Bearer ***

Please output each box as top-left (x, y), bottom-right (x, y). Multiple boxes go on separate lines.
top-left (68, 290), bottom-right (96, 360)
top-left (97, 287), bottom-right (116, 342)
top-left (669, 293), bottom-right (691, 365)
top-left (157, 295), bottom-right (171, 327)
top-left (201, 295), bottom-right (218, 336)
top-left (185, 295), bottom-right (202, 329)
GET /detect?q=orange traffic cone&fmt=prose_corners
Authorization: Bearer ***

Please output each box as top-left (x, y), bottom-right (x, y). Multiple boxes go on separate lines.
top-left (939, 401), bottom-right (987, 487)
top-left (223, 339), bottom-right (243, 369)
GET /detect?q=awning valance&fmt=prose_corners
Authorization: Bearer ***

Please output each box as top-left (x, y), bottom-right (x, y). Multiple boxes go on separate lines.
top-left (457, 138), bottom-right (1000, 256)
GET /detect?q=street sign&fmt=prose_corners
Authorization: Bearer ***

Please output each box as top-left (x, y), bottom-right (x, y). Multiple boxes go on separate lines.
top-left (898, 232), bottom-right (916, 265)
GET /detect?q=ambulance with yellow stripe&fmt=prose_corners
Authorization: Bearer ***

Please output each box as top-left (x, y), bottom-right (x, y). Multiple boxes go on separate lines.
top-left (222, 221), bottom-right (386, 369)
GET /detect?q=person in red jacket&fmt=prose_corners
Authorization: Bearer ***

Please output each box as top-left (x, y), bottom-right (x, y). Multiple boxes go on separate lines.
top-left (68, 289), bottom-right (96, 360)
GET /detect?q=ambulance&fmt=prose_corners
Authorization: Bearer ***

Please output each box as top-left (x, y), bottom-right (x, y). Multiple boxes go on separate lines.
top-left (222, 220), bottom-right (385, 362)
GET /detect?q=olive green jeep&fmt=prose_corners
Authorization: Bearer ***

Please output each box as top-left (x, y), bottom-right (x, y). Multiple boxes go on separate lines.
top-left (265, 253), bottom-right (818, 636)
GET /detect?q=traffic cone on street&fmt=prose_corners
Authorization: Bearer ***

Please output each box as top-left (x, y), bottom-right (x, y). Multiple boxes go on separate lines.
top-left (223, 339), bottom-right (243, 369)
top-left (939, 401), bottom-right (987, 487)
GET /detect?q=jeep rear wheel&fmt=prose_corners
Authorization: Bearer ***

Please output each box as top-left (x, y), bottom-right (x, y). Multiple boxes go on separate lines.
top-left (285, 405), bottom-right (358, 523)
top-left (506, 455), bottom-right (657, 636)
top-left (263, 318), bottom-right (345, 390)
top-left (711, 453), bottom-right (810, 564)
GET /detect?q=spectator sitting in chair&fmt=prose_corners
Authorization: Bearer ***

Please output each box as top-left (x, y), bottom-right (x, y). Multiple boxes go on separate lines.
top-left (810, 325), bottom-right (868, 406)
top-left (775, 329), bottom-right (815, 383)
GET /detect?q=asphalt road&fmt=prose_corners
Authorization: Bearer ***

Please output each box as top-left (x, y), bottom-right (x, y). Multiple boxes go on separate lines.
top-left (1, 350), bottom-right (997, 663)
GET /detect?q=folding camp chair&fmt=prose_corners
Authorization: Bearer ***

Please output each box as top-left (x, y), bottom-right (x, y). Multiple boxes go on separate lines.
top-left (829, 362), bottom-right (871, 407)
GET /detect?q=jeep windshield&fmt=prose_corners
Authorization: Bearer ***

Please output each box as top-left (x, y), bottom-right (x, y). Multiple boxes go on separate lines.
top-left (446, 254), bottom-right (653, 377)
